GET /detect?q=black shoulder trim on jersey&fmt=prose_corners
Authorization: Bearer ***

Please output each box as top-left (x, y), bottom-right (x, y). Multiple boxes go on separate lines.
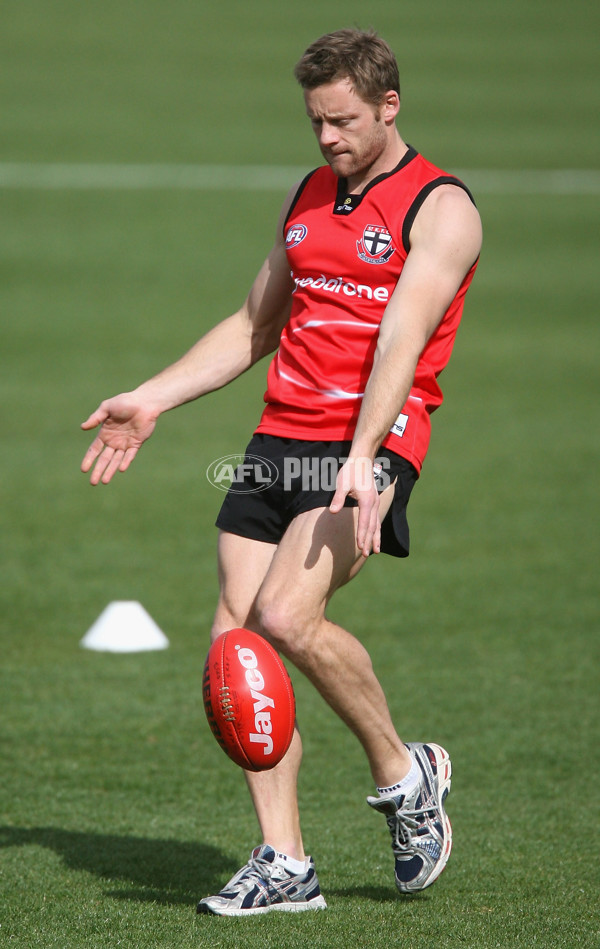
top-left (283, 168), bottom-right (320, 233)
top-left (401, 176), bottom-right (477, 254)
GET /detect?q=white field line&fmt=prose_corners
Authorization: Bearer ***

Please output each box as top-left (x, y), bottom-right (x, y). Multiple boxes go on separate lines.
top-left (0, 163), bottom-right (599, 194)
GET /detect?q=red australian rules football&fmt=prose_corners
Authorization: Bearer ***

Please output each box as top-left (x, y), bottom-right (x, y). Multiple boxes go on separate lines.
top-left (203, 628), bottom-right (295, 771)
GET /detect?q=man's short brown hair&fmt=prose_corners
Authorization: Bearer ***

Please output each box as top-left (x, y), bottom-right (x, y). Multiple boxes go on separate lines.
top-left (294, 28), bottom-right (400, 106)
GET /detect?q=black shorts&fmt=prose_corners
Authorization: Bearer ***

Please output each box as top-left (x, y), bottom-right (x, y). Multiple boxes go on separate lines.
top-left (214, 433), bottom-right (418, 558)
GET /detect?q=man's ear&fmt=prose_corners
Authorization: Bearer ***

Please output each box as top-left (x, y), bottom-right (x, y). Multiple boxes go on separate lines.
top-left (380, 90), bottom-right (400, 124)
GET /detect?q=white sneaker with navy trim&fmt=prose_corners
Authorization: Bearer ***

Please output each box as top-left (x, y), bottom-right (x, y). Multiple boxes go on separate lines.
top-left (196, 844), bottom-right (327, 916)
top-left (367, 742), bottom-right (452, 893)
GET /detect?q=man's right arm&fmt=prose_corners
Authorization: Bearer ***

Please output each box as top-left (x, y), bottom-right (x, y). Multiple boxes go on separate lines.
top-left (81, 188), bottom-right (297, 485)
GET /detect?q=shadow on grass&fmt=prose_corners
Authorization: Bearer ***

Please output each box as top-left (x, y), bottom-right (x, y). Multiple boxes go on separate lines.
top-left (329, 884), bottom-right (429, 905)
top-left (0, 825), bottom-right (233, 906)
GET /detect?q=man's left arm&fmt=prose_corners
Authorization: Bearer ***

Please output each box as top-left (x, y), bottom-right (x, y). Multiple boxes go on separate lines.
top-left (330, 184), bottom-right (482, 556)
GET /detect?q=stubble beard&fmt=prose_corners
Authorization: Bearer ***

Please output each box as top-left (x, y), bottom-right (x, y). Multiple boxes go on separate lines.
top-left (324, 117), bottom-right (388, 187)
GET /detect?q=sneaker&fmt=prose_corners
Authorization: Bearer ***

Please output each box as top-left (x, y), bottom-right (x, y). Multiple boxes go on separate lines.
top-left (196, 844), bottom-right (327, 916)
top-left (367, 742), bottom-right (452, 893)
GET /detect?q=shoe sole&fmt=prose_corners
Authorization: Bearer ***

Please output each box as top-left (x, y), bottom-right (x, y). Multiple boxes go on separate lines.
top-left (197, 895), bottom-right (327, 916)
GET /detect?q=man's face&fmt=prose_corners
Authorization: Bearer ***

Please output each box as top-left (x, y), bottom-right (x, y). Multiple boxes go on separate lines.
top-left (304, 78), bottom-right (389, 185)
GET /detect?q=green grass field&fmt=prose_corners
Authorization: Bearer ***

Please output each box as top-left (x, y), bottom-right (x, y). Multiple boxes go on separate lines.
top-left (1, 1), bottom-right (599, 946)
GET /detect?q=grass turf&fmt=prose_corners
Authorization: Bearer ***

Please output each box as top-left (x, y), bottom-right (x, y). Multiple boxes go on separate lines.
top-left (1, 1), bottom-right (599, 946)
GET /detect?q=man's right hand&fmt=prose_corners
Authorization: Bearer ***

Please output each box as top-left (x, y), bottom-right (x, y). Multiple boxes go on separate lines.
top-left (80, 393), bottom-right (159, 485)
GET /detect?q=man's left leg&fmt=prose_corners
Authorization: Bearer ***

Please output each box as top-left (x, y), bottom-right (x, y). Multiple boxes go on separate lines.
top-left (253, 493), bottom-right (412, 789)
top-left (251, 494), bottom-right (452, 896)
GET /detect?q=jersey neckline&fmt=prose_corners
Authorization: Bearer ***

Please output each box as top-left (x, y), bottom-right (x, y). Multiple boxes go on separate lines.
top-left (334, 145), bottom-right (418, 213)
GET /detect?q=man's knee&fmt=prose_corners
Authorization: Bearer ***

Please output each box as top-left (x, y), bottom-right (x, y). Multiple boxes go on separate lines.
top-left (255, 595), bottom-right (314, 660)
top-left (211, 597), bottom-right (252, 643)
top-left (210, 613), bottom-right (231, 643)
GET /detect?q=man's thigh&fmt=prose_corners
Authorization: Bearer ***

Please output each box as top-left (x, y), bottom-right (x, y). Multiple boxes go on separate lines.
top-left (213, 532), bottom-right (277, 638)
top-left (214, 507), bottom-right (353, 640)
top-left (257, 479), bottom-right (396, 623)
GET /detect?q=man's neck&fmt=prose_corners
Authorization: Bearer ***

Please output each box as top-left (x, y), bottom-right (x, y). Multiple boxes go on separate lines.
top-left (345, 136), bottom-right (408, 194)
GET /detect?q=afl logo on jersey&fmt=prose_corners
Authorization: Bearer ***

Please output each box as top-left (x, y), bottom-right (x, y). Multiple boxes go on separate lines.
top-left (286, 224), bottom-right (308, 249)
top-left (357, 224), bottom-right (396, 265)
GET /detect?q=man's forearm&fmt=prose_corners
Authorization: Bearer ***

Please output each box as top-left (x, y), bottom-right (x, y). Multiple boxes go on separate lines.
top-left (348, 342), bottom-right (420, 462)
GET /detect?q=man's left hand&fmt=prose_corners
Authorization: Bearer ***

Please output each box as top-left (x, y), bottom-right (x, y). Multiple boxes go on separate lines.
top-left (329, 457), bottom-right (381, 557)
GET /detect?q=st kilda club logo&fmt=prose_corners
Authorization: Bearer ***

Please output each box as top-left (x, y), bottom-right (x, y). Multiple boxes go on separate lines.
top-left (357, 224), bottom-right (396, 265)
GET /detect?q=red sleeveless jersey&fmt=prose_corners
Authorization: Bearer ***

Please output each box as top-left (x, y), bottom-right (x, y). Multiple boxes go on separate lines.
top-left (255, 147), bottom-right (478, 472)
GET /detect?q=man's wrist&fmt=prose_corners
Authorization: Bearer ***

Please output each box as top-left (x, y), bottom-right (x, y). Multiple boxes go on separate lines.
top-left (338, 455), bottom-right (377, 492)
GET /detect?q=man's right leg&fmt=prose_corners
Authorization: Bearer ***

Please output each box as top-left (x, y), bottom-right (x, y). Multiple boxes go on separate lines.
top-left (198, 531), bottom-right (326, 915)
top-left (210, 530), bottom-right (306, 863)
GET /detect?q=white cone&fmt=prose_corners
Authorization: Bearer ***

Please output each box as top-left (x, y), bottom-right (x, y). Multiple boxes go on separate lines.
top-left (80, 601), bottom-right (169, 653)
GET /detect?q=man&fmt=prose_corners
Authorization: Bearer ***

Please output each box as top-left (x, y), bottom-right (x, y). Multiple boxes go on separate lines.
top-left (81, 29), bottom-right (482, 916)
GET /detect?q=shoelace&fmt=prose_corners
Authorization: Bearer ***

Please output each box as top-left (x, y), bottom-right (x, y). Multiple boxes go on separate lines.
top-left (244, 852), bottom-right (297, 889)
top-left (387, 801), bottom-right (438, 852)
top-left (245, 854), bottom-right (276, 883)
